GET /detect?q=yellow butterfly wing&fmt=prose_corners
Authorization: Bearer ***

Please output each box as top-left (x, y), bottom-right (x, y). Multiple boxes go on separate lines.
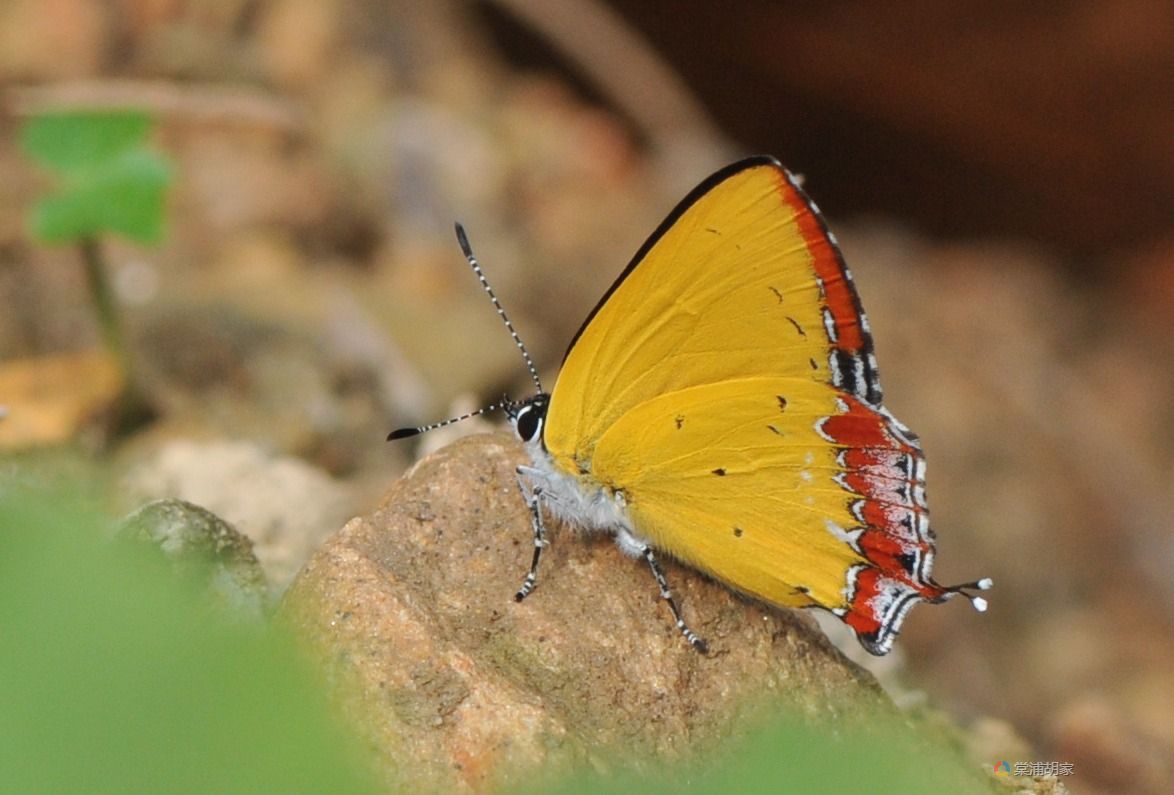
top-left (591, 376), bottom-right (863, 611)
top-left (543, 156), bottom-right (964, 655)
top-left (544, 157), bottom-right (880, 477)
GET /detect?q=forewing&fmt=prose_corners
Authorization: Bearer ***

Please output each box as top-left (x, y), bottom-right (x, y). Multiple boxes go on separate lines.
top-left (544, 156), bottom-right (880, 476)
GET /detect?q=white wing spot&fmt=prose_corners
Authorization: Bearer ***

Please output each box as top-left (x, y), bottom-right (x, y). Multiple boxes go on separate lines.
top-left (824, 518), bottom-right (863, 546)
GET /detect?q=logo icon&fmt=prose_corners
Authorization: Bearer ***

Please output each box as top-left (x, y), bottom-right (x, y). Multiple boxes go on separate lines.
top-left (994, 761), bottom-right (1012, 776)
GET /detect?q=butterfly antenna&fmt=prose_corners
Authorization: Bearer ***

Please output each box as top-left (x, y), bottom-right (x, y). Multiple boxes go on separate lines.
top-left (943, 577), bottom-right (993, 612)
top-left (387, 401), bottom-right (504, 441)
top-left (455, 223), bottom-right (543, 394)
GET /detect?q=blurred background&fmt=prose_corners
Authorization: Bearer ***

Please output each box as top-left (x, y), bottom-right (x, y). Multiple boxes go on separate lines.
top-left (0, 2), bottom-right (1170, 794)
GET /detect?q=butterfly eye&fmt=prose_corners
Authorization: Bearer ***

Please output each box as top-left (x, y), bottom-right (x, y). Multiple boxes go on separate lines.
top-left (515, 405), bottom-right (543, 442)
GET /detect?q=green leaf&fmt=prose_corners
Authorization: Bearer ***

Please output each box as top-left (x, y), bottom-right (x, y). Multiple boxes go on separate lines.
top-left (0, 487), bottom-right (382, 795)
top-left (22, 110), bottom-right (173, 244)
top-left (20, 110), bottom-right (152, 172)
top-left (31, 149), bottom-right (173, 243)
top-left (538, 714), bottom-right (994, 795)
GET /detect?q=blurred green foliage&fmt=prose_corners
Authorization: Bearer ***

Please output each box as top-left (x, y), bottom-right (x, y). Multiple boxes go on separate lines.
top-left (539, 713), bottom-right (994, 795)
top-left (0, 486), bottom-right (381, 795)
top-left (21, 110), bottom-right (172, 243)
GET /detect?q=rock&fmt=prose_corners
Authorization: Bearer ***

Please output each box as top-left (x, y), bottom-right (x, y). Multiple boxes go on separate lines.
top-left (119, 498), bottom-right (268, 620)
top-left (280, 433), bottom-right (916, 793)
top-left (122, 439), bottom-right (355, 593)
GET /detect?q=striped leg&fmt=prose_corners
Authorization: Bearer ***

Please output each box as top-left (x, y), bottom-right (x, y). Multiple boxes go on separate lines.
top-left (514, 466), bottom-right (548, 602)
top-left (641, 546), bottom-right (708, 654)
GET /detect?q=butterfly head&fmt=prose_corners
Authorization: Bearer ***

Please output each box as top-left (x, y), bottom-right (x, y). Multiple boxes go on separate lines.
top-left (504, 393), bottom-right (550, 446)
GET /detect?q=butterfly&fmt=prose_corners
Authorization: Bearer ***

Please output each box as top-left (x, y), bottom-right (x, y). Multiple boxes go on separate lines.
top-left (391, 156), bottom-right (990, 656)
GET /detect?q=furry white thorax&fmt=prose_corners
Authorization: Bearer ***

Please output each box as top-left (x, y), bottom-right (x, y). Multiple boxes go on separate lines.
top-left (516, 430), bottom-right (649, 559)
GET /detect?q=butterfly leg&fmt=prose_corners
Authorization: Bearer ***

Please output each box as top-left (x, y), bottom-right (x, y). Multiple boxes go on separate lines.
top-left (514, 465), bottom-right (549, 602)
top-left (637, 542), bottom-right (709, 654)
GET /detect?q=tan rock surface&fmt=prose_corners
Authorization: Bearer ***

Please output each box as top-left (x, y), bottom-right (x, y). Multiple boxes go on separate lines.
top-left (279, 433), bottom-right (916, 792)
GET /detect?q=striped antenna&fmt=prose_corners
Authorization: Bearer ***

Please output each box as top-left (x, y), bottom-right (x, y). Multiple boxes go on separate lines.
top-left (387, 401), bottom-right (503, 440)
top-left (455, 223), bottom-right (543, 394)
